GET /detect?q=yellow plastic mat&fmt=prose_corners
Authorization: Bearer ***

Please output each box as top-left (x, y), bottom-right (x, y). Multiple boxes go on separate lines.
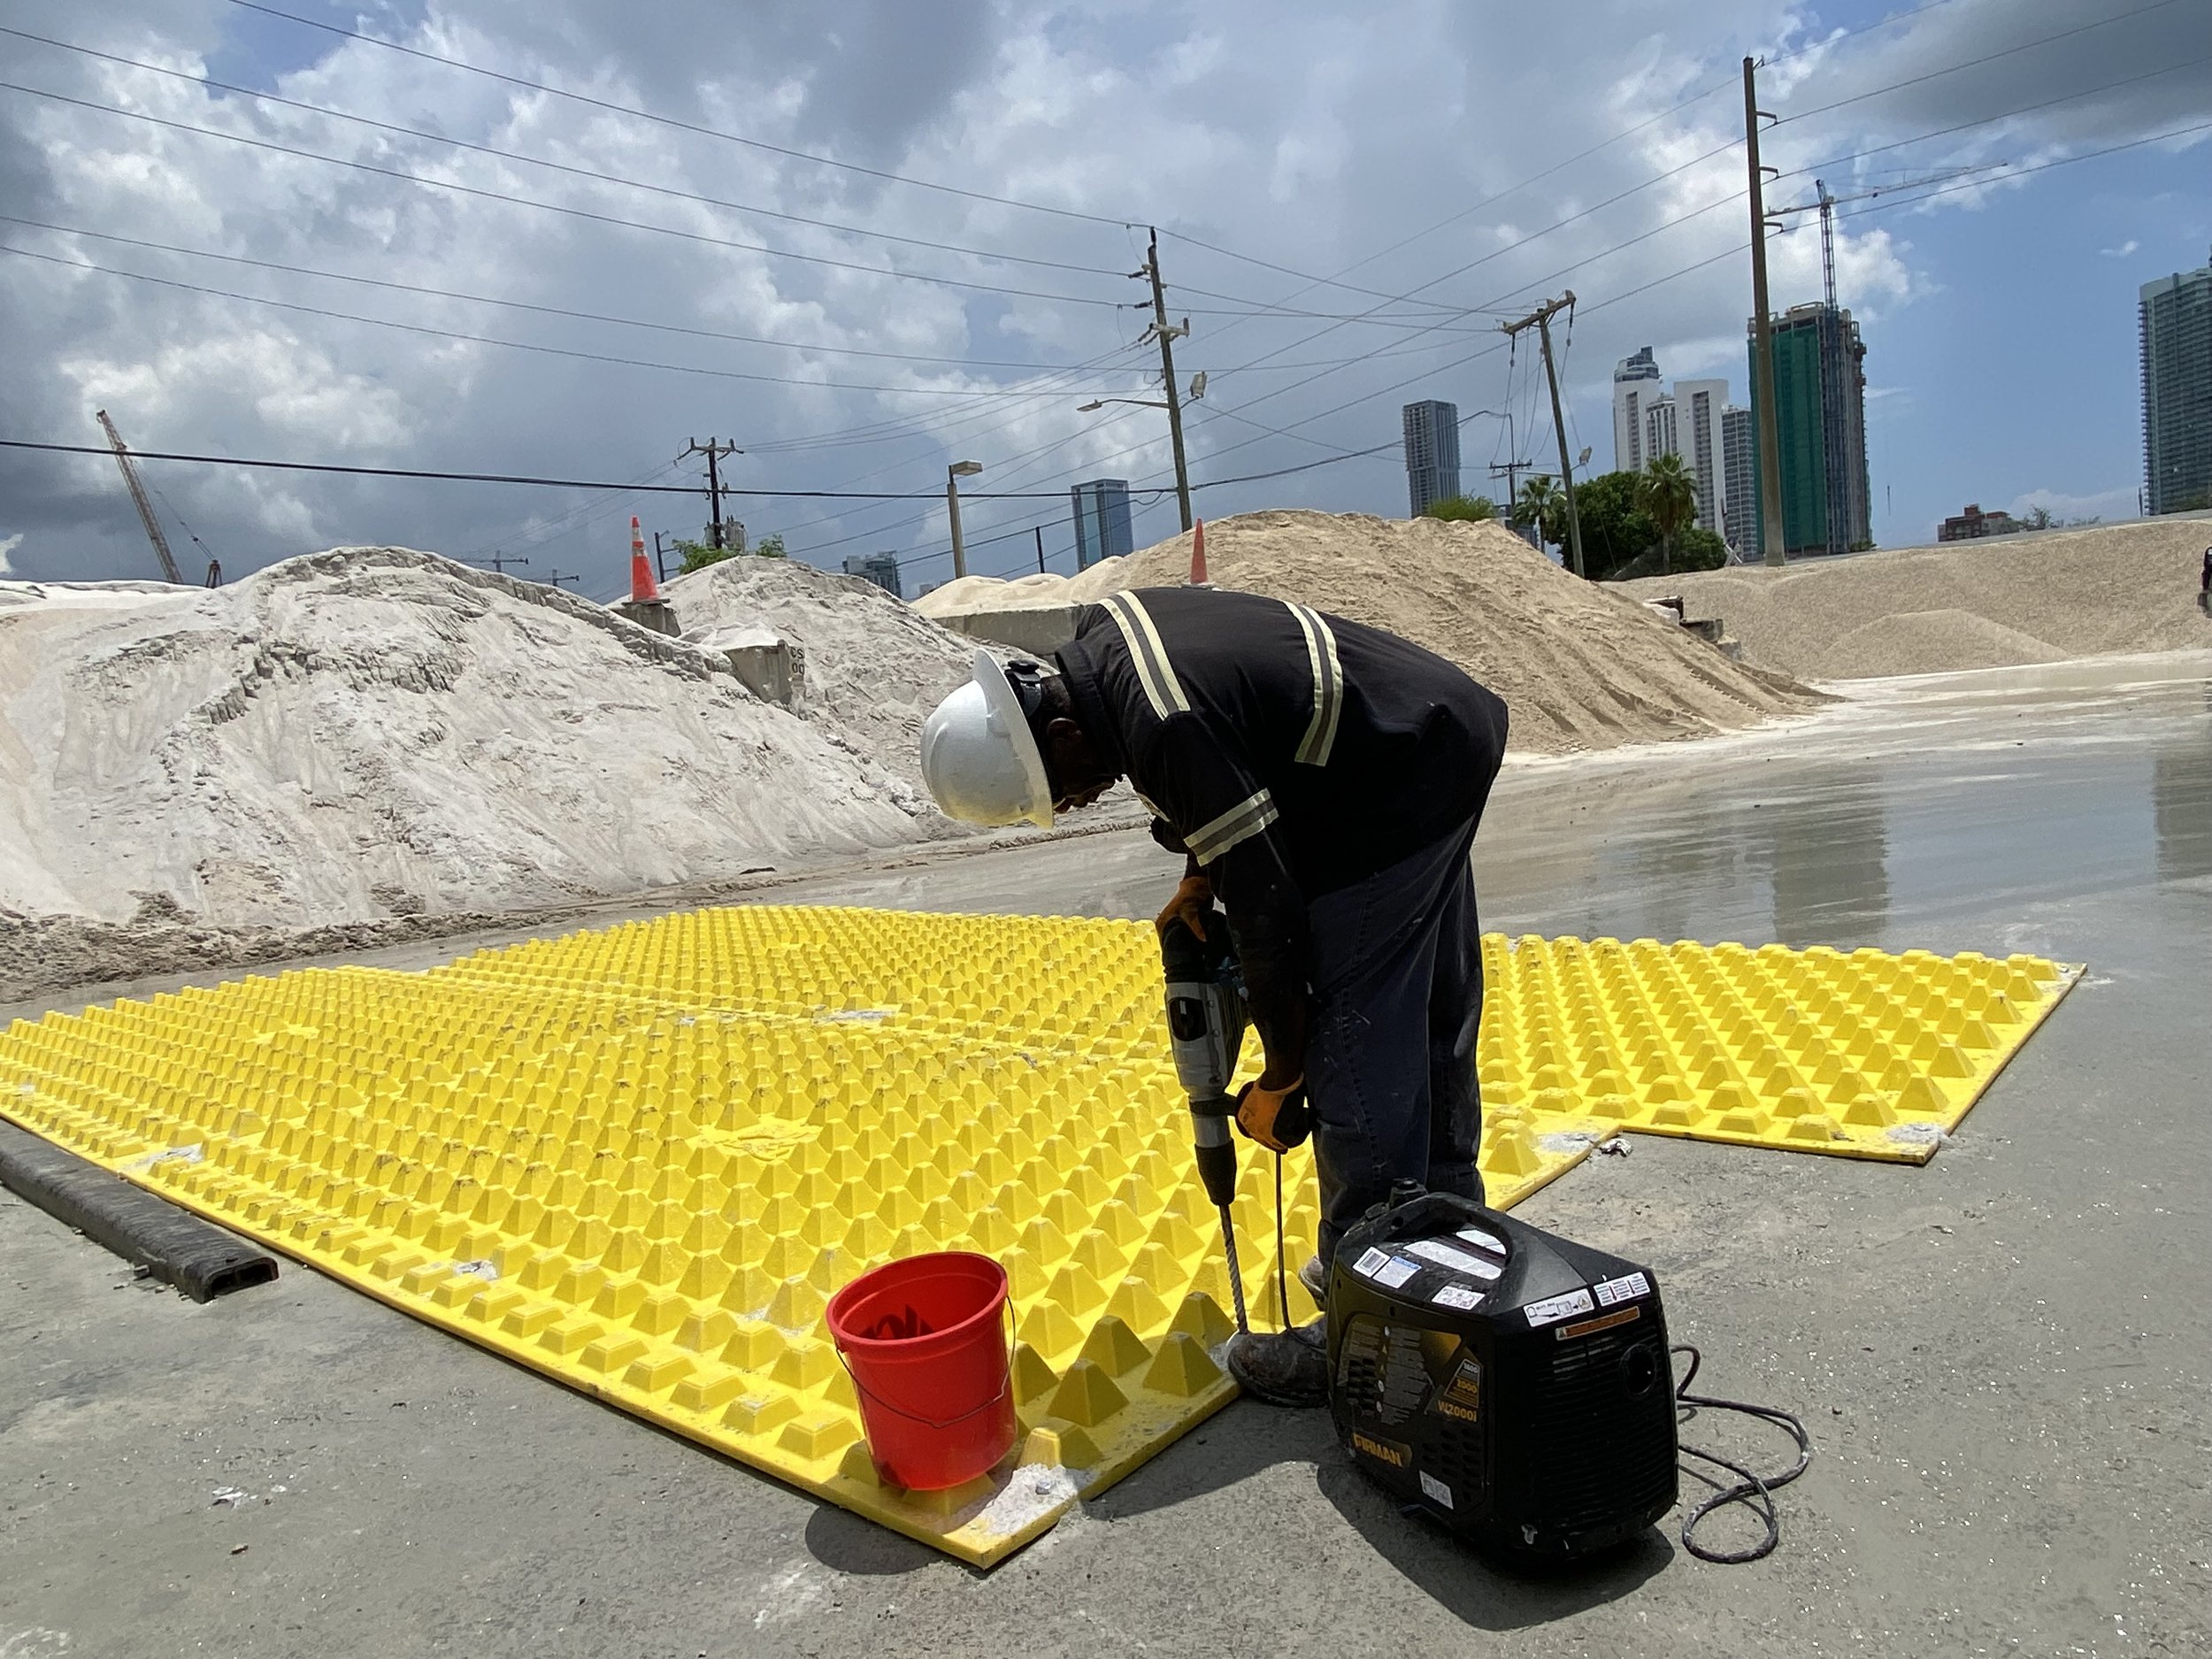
top-left (0, 910), bottom-right (2075, 1563)
top-left (1481, 934), bottom-right (2080, 1161)
top-left (0, 906), bottom-right (1580, 1565)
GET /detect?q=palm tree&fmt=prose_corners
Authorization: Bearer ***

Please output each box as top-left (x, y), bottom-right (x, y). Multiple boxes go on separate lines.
top-left (1640, 452), bottom-right (1698, 575)
top-left (1514, 474), bottom-right (1562, 550)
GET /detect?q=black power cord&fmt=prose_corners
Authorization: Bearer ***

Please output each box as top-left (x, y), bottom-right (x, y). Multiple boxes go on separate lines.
top-left (1671, 1345), bottom-right (1813, 1563)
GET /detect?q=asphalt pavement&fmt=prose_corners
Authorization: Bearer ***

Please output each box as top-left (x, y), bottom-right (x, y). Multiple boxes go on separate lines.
top-left (4, 652), bottom-right (2207, 1658)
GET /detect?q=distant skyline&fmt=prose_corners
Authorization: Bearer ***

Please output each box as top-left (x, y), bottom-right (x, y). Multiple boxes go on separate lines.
top-left (2, 0), bottom-right (2206, 592)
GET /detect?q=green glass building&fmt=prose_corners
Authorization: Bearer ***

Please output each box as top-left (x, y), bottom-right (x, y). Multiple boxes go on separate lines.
top-left (1747, 303), bottom-right (1870, 557)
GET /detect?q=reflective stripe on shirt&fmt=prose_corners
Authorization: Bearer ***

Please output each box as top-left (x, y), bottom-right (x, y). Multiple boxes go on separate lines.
top-left (1102, 592), bottom-right (1189, 718)
top-left (1186, 787), bottom-right (1279, 864)
top-left (1284, 600), bottom-right (1344, 765)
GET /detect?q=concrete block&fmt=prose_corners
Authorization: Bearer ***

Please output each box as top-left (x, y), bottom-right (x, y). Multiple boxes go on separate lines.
top-left (934, 605), bottom-right (1082, 658)
top-left (697, 624), bottom-right (803, 708)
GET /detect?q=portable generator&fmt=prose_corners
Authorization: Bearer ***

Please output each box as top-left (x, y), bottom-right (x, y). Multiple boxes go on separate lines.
top-left (1326, 1185), bottom-right (1678, 1561)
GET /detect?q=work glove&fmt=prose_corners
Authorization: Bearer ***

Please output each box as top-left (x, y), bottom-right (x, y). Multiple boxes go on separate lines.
top-left (1154, 873), bottom-right (1214, 941)
top-left (1234, 1074), bottom-right (1311, 1154)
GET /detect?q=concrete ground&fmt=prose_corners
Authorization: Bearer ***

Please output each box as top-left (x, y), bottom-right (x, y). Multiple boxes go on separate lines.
top-left (4, 652), bottom-right (2208, 1659)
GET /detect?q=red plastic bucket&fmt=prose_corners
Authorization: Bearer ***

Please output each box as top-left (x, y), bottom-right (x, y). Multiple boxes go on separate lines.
top-left (826, 1251), bottom-right (1018, 1491)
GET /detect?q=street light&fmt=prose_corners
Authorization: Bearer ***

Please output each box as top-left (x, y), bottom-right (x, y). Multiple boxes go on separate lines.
top-left (947, 459), bottom-right (983, 579)
top-left (1077, 397), bottom-right (1166, 412)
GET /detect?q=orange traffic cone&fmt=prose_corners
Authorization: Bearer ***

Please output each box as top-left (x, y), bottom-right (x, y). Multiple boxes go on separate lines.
top-left (1188, 518), bottom-right (1208, 586)
top-left (629, 515), bottom-right (660, 602)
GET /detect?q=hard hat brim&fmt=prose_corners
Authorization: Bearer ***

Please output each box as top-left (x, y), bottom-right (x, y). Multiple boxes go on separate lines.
top-left (971, 649), bottom-right (1055, 827)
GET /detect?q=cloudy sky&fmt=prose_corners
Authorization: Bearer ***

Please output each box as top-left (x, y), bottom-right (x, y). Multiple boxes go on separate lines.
top-left (1, 0), bottom-right (2206, 595)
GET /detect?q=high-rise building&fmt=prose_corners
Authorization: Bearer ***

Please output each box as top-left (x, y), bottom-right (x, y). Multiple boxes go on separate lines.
top-left (1721, 403), bottom-right (1755, 555)
top-left (1748, 302), bottom-right (1870, 557)
top-left (1402, 400), bottom-right (1462, 515)
top-left (1641, 393), bottom-right (1679, 472)
top-left (1675, 380), bottom-right (1729, 535)
top-left (1612, 346), bottom-right (1662, 472)
top-left (1070, 478), bottom-right (1134, 568)
top-left (841, 552), bottom-right (902, 597)
top-left (2141, 248), bottom-right (2212, 514)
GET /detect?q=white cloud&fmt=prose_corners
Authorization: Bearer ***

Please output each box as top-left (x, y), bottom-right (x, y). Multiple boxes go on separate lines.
top-left (0, 533), bottom-right (21, 575)
top-left (2101, 240), bottom-right (2141, 257)
top-left (0, 0), bottom-right (2200, 588)
top-left (2007, 485), bottom-right (2139, 523)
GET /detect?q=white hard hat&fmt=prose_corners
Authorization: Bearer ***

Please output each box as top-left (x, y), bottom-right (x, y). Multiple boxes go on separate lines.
top-left (918, 650), bottom-right (1054, 827)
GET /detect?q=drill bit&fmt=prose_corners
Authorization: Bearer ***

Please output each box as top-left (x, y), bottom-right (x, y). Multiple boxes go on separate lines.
top-left (1217, 1205), bottom-right (1250, 1335)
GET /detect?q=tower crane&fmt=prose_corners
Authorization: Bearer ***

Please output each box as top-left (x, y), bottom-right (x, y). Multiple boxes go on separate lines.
top-left (1770, 166), bottom-right (2002, 311)
top-left (1768, 166), bottom-right (2000, 554)
top-left (95, 409), bottom-right (185, 584)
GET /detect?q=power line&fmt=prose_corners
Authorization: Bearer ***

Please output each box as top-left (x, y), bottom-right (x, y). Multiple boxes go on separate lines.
top-left (0, 81), bottom-right (1141, 311)
top-left (1826, 113), bottom-right (2212, 220)
top-left (0, 69), bottom-right (1469, 338)
top-left (827, 94), bottom-right (2208, 536)
top-left (1155, 1), bottom-right (1963, 336)
top-left (742, 43), bottom-right (2203, 553)
top-left (0, 243), bottom-right (1160, 399)
top-left (0, 215), bottom-right (1144, 374)
top-left (1772, 49), bottom-right (2212, 182)
top-left (1127, 242), bottom-right (1751, 492)
top-left (2, 29), bottom-right (1132, 282)
top-left (0, 440), bottom-right (1110, 499)
top-left (222, 0), bottom-right (1137, 231)
top-left (1771, 0), bottom-right (2185, 126)
top-left (1142, 5), bottom-right (2154, 450)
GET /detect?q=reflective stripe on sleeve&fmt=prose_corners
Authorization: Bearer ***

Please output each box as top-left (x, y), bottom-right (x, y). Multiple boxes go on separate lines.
top-left (1102, 592), bottom-right (1189, 719)
top-left (1285, 600), bottom-right (1344, 766)
top-left (1185, 788), bottom-right (1279, 864)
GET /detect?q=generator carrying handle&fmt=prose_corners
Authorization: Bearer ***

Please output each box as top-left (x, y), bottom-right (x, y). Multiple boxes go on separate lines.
top-left (1355, 1189), bottom-right (1515, 1261)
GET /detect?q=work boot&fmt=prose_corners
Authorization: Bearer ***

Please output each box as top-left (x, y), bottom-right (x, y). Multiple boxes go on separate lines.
top-left (1227, 1319), bottom-right (1329, 1408)
top-left (1298, 1255), bottom-right (1328, 1304)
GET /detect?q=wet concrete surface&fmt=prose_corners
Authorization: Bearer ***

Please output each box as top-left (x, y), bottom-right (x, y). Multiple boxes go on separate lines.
top-left (3, 652), bottom-right (2208, 1657)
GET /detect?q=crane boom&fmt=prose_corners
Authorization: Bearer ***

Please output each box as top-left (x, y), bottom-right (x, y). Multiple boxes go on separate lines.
top-left (1772, 165), bottom-right (2004, 309)
top-left (96, 410), bottom-right (184, 584)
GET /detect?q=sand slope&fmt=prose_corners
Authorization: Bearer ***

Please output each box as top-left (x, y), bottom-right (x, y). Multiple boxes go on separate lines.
top-left (1625, 518), bottom-right (2212, 680)
top-left (664, 557), bottom-right (979, 794)
top-left (0, 549), bottom-right (946, 932)
top-left (922, 511), bottom-right (1819, 755)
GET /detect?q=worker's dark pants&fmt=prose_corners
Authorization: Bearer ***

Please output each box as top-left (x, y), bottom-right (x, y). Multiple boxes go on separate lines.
top-left (1307, 818), bottom-right (1485, 1266)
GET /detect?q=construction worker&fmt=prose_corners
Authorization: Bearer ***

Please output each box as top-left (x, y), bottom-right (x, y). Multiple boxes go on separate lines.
top-left (918, 587), bottom-right (1509, 1406)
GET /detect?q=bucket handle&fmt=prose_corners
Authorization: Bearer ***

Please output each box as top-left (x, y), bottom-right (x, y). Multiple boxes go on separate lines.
top-left (835, 1302), bottom-right (1018, 1432)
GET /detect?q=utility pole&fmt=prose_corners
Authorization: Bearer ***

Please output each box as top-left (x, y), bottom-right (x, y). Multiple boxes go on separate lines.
top-left (1744, 57), bottom-right (1787, 567)
top-left (946, 459), bottom-right (983, 579)
top-left (1034, 525), bottom-right (1047, 574)
top-left (469, 551), bottom-right (530, 573)
top-left (1490, 457), bottom-right (1534, 544)
top-left (1138, 228), bottom-right (1194, 532)
top-left (651, 530), bottom-right (669, 584)
top-left (677, 438), bottom-right (741, 549)
top-left (1501, 294), bottom-right (1585, 578)
top-left (1489, 404), bottom-right (1534, 526)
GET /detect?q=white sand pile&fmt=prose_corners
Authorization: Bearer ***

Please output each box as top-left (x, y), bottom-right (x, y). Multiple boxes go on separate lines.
top-left (1824, 611), bottom-right (2068, 678)
top-left (0, 549), bottom-right (950, 958)
top-left (926, 511), bottom-right (1817, 755)
top-left (664, 557), bottom-right (981, 791)
top-left (1624, 518), bottom-right (2212, 680)
top-left (914, 557), bottom-right (1134, 616)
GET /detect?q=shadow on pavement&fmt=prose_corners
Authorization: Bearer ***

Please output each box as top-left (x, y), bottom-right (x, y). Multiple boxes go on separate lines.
top-left (1087, 1398), bottom-right (1673, 1631)
top-left (1313, 1458), bottom-right (1674, 1632)
top-left (803, 1504), bottom-right (943, 1576)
